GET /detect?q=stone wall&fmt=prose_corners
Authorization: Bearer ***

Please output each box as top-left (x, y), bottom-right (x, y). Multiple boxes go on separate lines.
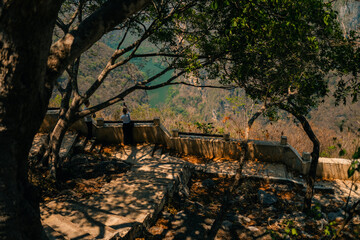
top-left (39, 112), bottom-right (358, 180)
top-left (90, 119), bottom-right (310, 175)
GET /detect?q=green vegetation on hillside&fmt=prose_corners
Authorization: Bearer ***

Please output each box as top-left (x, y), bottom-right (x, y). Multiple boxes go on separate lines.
top-left (49, 41), bottom-right (147, 117)
top-left (101, 31), bottom-right (173, 107)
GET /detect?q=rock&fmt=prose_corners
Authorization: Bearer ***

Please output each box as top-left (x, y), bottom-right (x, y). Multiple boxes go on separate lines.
top-left (236, 214), bottom-right (251, 224)
top-left (247, 226), bottom-right (260, 232)
top-left (316, 219), bottom-right (329, 230)
top-left (221, 220), bottom-right (233, 231)
top-left (202, 178), bottom-right (216, 188)
top-left (266, 206), bottom-right (277, 212)
top-left (162, 211), bottom-right (172, 219)
top-left (353, 215), bottom-right (360, 224)
top-left (148, 226), bottom-right (164, 235)
top-left (247, 226), bottom-right (266, 237)
top-left (258, 190), bottom-right (278, 206)
top-left (328, 210), bottom-right (345, 222)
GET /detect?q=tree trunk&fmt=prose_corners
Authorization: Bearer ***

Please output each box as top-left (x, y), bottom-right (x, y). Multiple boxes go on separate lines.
top-left (244, 108), bottom-right (264, 140)
top-left (46, 57), bottom-right (80, 179)
top-left (285, 111), bottom-right (320, 212)
top-left (0, 1), bottom-right (62, 239)
top-left (0, 1), bottom-right (152, 238)
top-left (47, 95), bottom-right (81, 179)
top-left (279, 104), bottom-right (320, 212)
top-left (296, 115), bottom-right (320, 213)
top-left (48, 117), bottom-right (72, 179)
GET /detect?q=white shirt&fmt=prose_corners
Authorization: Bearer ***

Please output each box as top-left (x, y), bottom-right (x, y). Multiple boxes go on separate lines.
top-left (120, 113), bottom-right (131, 123)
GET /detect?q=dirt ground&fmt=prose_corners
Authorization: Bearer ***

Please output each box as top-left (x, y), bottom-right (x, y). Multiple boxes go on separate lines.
top-left (29, 144), bottom-right (360, 239)
top-left (29, 149), bottom-right (130, 202)
top-left (143, 172), bottom-right (360, 240)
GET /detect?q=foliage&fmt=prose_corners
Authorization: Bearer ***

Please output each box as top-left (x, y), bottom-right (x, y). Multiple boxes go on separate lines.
top-left (194, 121), bottom-right (214, 134)
top-left (283, 220), bottom-right (298, 238)
top-left (324, 221), bottom-right (337, 237)
top-left (309, 203), bottom-right (323, 220)
top-left (348, 159), bottom-right (359, 179)
top-left (48, 94), bottom-right (62, 108)
top-left (187, 0), bottom-right (359, 212)
top-left (194, 0), bottom-right (357, 117)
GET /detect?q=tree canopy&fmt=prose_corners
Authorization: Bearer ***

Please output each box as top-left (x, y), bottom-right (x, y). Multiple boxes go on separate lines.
top-left (184, 0), bottom-right (359, 212)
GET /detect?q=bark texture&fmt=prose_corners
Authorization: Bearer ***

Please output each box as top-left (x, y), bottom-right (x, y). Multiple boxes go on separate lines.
top-left (0, 0), bottom-right (151, 238)
top-left (281, 107), bottom-right (320, 212)
top-left (295, 114), bottom-right (320, 212)
top-left (46, 0), bottom-right (151, 87)
top-left (0, 1), bottom-right (62, 239)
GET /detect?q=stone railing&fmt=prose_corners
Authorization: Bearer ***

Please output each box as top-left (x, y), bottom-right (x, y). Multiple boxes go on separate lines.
top-left (39, 111), bottom-right (358, 180)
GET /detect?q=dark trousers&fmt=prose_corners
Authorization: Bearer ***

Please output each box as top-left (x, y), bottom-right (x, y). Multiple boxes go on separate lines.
top-left (86, 121), bottom-right (93, 139)
top-left (123, 122), bottom-right (133, 145)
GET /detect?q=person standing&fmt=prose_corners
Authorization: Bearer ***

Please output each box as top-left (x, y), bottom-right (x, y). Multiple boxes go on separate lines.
top-left (84, 100), bottom-right (94, 139)
top-left (120, 103), bottom-right (133, 145)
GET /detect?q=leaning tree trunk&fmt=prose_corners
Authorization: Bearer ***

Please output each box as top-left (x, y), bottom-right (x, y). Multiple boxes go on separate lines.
top-left (47, 117), bottom-right (72, 179)
top-left (46, 95), bottom-right (82, 179)
top-left (44, 57), bottom-right (81, 179)
top-left (297, 115), bottom-right (320, 212)
top-left (0, 1), bottom-right (62, 239)
top-left (286, 111), bottom-right (320, 212)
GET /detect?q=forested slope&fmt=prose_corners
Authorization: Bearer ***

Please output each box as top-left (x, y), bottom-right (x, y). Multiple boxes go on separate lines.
top-left (50, 41), bottom-right (148, 117)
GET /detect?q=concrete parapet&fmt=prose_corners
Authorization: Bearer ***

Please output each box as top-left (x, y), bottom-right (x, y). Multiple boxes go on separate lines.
top-left (153, 117), bottom-right (160, 126)
top-left (96, 118), bottom-right (104, 127)
top-left (317, 158), bottom-right (360, 180)
top-left (39, 110), bottom-right (358, 181)
top-left (302, 152), bottom-right (311, 162)
top-left (39, 110), bottom-right (87, 135)
top-left (39, 110), bottom-right (60, 132)
top-left (172, 129), bottom-right (179, 138)
top-left (280, 136), bottom-right (287, 145)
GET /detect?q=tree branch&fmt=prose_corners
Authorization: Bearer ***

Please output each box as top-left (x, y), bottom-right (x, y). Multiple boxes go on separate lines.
top-left (116, 24), bottom-right (131, 49)
top-left (46, 0), bottom-right (151, 90)
top-left (81, 0), bottom-right (195, 103)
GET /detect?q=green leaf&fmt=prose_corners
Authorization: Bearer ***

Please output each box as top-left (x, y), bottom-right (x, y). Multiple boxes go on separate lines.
top-left (352, 147), bottom-right (360, 159)
top-left (323, 15), bottom-right (329, 25)
top-left (285, 227), bottom-right (290, 233)
top-left (339, 149), bottom-right (346, 157)
top-left (291, 228), bottom-right (298, 236)
top-left (211, 1), bottom-right (218, 10)
top-left (348, 166), bottom-right (356, 178)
